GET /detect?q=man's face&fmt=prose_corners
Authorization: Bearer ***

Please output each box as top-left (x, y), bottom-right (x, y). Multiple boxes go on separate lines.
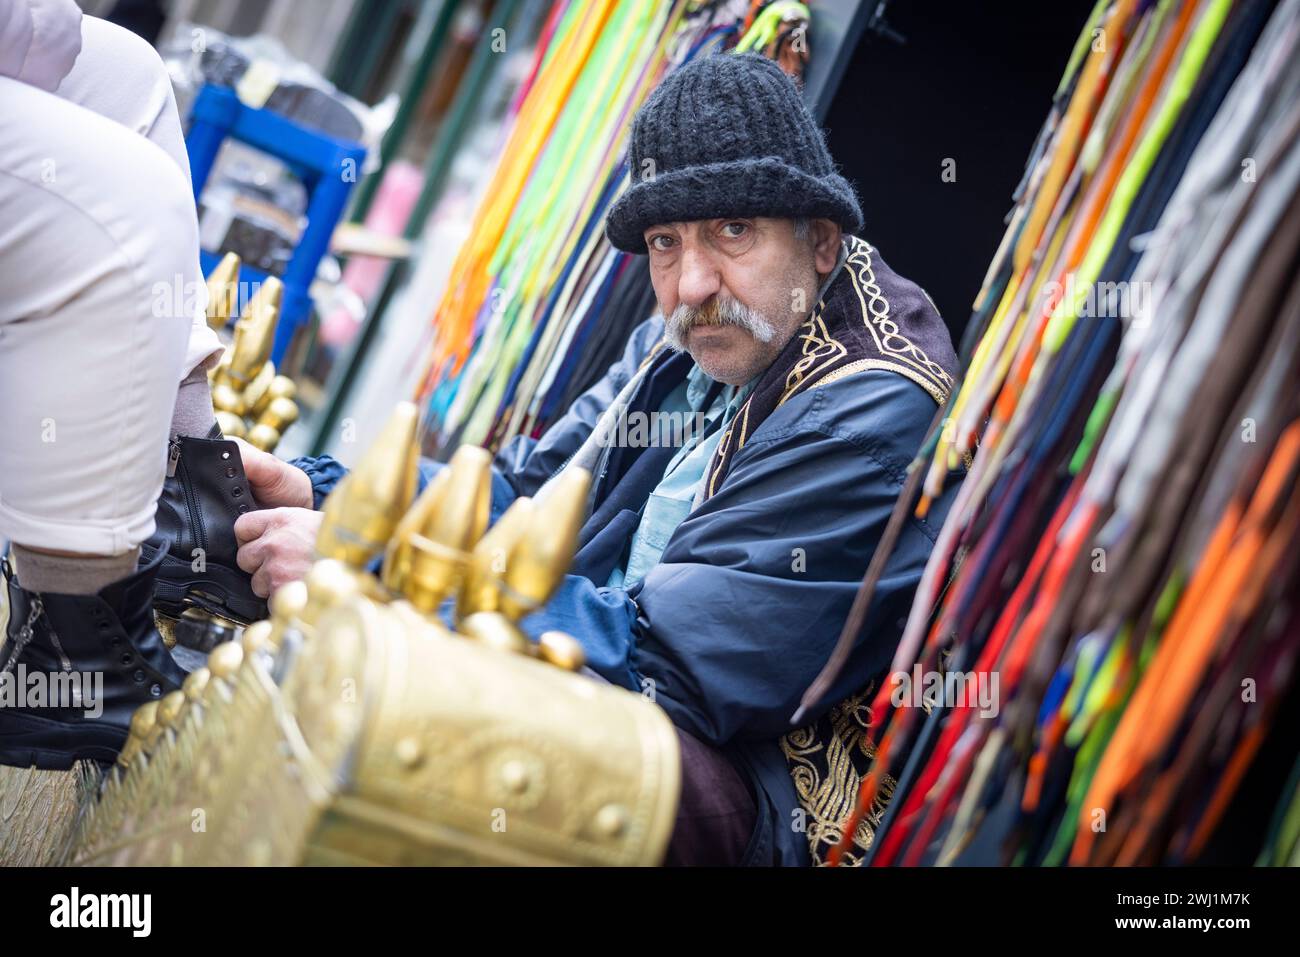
top-left (644, 217), bottom-right (841, 385)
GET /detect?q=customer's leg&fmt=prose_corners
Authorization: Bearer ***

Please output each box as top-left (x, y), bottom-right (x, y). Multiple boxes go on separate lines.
top-left (45, 17), bottom-right (273, 624)
top-left (0, 75), bottom-right (196, 574)
top-left (55, 15), bottom-right (224, 413)
top-left (54, 15), bottom-right (192, 177)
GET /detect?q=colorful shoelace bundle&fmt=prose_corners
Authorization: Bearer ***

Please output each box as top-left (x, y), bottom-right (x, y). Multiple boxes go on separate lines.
top-left (818, 0), bottom-right (1300, 866)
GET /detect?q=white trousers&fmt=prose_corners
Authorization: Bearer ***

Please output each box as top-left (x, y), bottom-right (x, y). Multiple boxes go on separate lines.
top-left (0, 16), bottom-right (223, 555)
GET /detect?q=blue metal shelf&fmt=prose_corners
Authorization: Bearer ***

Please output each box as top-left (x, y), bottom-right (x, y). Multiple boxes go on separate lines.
top-left (185, 84), bottom-right (367, 363)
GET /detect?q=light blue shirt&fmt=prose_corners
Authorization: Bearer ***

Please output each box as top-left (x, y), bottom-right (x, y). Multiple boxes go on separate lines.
top-left (607, 364), bottom-right (755, 589)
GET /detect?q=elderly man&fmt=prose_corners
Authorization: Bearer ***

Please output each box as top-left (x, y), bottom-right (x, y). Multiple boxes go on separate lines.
top-left (234, 52), bottom-right (959, 866)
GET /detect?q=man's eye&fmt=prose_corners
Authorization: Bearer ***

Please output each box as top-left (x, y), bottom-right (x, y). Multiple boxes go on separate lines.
top-left (720, 222), bottom-right (748, 238)
top-left (649, 234), bottom-right (675, 251)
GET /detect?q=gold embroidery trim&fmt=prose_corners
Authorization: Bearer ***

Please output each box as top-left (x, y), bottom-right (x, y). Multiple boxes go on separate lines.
top-left (638, 338), bottom-right (670, 373)
top-left (781, 311), bottom-right (848, 403)
top-left (844, 239), bottom-right (955, 396)
top-left (809, 357), bottom-right (951, 405)
top-left (779, 682), bottom-right (897, 866)
top-left (734, 396), bottom-right (752, 453)
top-left (774, 238), bottom-right (954, 409)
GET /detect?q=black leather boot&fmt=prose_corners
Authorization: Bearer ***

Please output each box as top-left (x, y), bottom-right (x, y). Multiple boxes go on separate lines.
top-left (140, 424), bottom-right (267, 624)
top-left (0, 549), bottom-right (188, 769)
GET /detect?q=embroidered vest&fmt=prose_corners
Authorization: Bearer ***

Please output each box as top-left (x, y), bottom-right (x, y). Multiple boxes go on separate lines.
top-left (701, 236), bottom-right (958, 865)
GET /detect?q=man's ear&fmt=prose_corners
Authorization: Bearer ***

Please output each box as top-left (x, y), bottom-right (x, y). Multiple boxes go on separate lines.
top-left (809, 218), bottom-right (842, 274)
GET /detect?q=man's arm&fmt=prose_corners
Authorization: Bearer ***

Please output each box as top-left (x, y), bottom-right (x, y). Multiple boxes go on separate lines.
top-left (521, 372), bottom-right (947, 747)
top-left (231, 315), bottom-right (666, 594)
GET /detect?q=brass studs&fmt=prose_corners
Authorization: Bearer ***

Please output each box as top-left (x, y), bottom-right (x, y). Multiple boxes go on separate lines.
top-left (270, 579), bottom-right (309, 622)
top-left (207, 640), bottom-right (245, 679)
top-left (182, 667), bottom-right (210, 702)
top-left (394, 736), bottom-right (424, 770)
top-left (593, 804), bottom-right (629, 838)
top-left (241, 619), bottom-right (274, 655)
top-left (500, 759), bottom-right (530, 794)
top-left (156, 691), bottom-right (186, 730)
top-left (537, 631), bottom-right (586, 671)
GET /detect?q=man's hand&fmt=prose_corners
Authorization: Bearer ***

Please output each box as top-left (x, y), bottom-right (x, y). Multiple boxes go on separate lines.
top-left (231, 437), bottom-right (314, 510)
top-left (234, 507), bottom-right (323, 598)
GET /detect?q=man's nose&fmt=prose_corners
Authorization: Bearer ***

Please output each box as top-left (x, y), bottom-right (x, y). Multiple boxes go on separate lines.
top-left (676, 244), bottom-right (721, 308)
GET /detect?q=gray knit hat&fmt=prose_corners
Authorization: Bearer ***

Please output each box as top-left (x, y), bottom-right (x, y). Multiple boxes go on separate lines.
top-left (605, 52), bottom-right (863, 254)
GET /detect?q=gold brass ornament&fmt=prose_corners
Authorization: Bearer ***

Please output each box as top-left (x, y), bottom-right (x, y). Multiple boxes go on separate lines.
top-left (204, 252), bottom-right (240, 333)
top-left (204, 255), bottom-right (301, 453)
top-left (21, 402), bottom-right (680, 867)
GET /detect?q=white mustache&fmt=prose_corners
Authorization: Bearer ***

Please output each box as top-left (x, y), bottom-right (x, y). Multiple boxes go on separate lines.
top-left (664, 298), bottom-right (778, 352)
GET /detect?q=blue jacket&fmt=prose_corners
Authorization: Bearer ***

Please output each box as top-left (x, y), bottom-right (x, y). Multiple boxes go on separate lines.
top-left (293, 312), bottom-right (955, 866)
